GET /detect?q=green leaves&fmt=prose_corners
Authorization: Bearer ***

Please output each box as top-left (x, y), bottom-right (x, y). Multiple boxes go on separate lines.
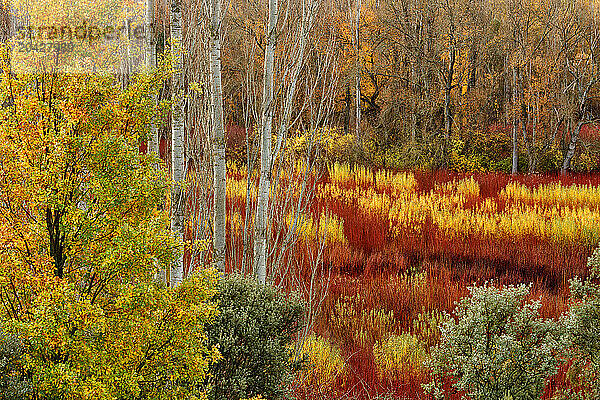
top-left (556, 247), bottom-right (600, 400)
top-left (423, 245), bottom-right (600, 400)
top-left (1, 269), bottom-right (220, 400)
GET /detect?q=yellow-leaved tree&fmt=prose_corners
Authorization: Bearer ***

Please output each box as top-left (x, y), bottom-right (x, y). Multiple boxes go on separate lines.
top-left (0, 56), bottom-right (220, 399)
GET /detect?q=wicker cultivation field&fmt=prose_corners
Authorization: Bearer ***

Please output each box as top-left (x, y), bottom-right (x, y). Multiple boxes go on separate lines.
top-left (5, 0), bottom-right (600, 396)
top-left (223, 162), bottom-right (600, 399)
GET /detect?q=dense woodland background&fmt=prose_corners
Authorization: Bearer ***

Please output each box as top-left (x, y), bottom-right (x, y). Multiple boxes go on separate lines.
top-left (139, 0), bottom-right (600, 173)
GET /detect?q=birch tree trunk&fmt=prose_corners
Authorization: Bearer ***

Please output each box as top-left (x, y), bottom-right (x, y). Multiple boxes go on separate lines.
top-left (343, 84), bottom-right (351, 135)
top-left (146, 0), bottom-right (159, 156)
top-left (254, 0), bottom-right (278, 285)
top-left (170, 0), bottom-right (185, 287)
top-left (443, 81), bottom-right (452, 140)
top-left (0, 2), bottom-right (13, 80)
top-left (122, 17), bottom-right (132, 88)
top-left (210, 0), bottom-right (226, 273)
top-left (146, 0), bottom-right (167, 284)
top-left (273, 1), bottom-right (315, 161)
top-left (561, 121), bottom-right (584, 175)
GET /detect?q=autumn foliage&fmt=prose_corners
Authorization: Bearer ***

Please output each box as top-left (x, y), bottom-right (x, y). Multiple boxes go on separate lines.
top-left (0, 65), bottom-right (220, 399)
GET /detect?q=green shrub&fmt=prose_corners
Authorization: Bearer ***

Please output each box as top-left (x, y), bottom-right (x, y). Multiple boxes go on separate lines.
top-left (205, 274), bottom-right (305, 400)
top-left (424, 283), bottom-right (563, 400)
top-left (556, 247), bottom-right (600, 400)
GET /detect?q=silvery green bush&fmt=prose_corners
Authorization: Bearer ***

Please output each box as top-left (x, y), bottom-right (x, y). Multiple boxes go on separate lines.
top-left (555, 247), bottom-right (600, 400)
top-left (0, 330), bottom-right (32, 400)
top-left (424, 283), bottom-right (563, 400)
top-left (204, 274), bottom-right (305, 400)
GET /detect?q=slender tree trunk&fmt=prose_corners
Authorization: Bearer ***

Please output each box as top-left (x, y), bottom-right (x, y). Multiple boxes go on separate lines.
top-left (0, 2), bottom-right (11, 44)
top-left (522, 123), bottom-right (534, 173)
top-left (146, 0), bottom-right (159, 156)
top-left (122, 18), bottom-right (133, 88)
top-left (530, 101), bottom-right (538, 173)
top-left (210, 0), bottom-right (226, 273)
top-left (444, 49), bottom-right (455, 141)
top-left (354, 0), bottom-right (361, 142)
top-left (0, 2), bottom-right (13, 82)
top-left (146, 0), bottom-right (166, 284)
top-left (170, 0), bottom-right (185, 287)
top-left (561, 121), bottom-right (584, 175)
top-left (273, 5), bottom-right (314, 160)
top-left (410, 63), bottom-right (417, 143)
top-left (467, 46), bottom-right (477, 93)
top-left (442, 47), bottom-right (455, 167)
top-left (343, 84), bottom-right (351, 135)
top-left (254, 0), bottom-right (278, 284)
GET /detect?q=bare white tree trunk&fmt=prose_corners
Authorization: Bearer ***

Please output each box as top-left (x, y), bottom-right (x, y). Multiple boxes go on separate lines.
top-left (146, 0), bottom-right (159, 156)
top-left (210, 0), bottom-right (226, 273)
top-left (561, 13), bottom-right (599, 175)
top-left (561, 121), bottom-right (584, 175)
top-left (273, 0), bottom-right (316, 161)
top-left (121, 16), bottom-right (133, 88)
top-left (146, 0), bottom-right (167, 284)
top-left (443, 44), bottom-right (455, 166)
top-left (254, 0), bottom-right (278, 285)
top-left (170, 0), bottom-right (185, 287)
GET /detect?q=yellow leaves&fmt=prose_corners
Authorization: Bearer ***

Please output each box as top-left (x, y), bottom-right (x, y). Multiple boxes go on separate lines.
top-left (226, 176), bottom-right (255, 201)
top-left (294, 335), bottom-right (346, 388)
top-left (373, 333), bottom-right (427, 380)
top-left (375, 169), bottom-right (418, 195)
top-left (328, 162), bottom-right (353, 185)
top-left (0, 71), bottom-right (177, 290)
top-left (327, 162), bottom-right (374, 186)
top-left (0, 61), bottom-right (220, 400)
top-left (357, 188), bottom-right (392, 216)
top-left (318, 212), bottom-right (347, 245)
top-left (437, 176), bottom-right (480, 200)
top-left (354, 165), bottom-right (373, 186)
top-left (331, 164), bottom-right (417, 204)
top-left (228, 212), bottom-right (243, 234)
top-left (331, 293), bottom-right (396, 348)
top-left (284, 211), bottom-right (347, 245)
top-left (241, 396), bottom-right (268, 400)
top-left (448, 138), bottom-right (486, 172)
top-left (288, 127), bottom-right (353, 163)
top-left (285, 212), bottom-right (314, 242)
top-left (501, 181), bottom-right (600, 209)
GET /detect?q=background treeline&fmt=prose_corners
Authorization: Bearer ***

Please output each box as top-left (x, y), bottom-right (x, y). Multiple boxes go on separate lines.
top-left (150, 0), bottom-right (600, 174)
